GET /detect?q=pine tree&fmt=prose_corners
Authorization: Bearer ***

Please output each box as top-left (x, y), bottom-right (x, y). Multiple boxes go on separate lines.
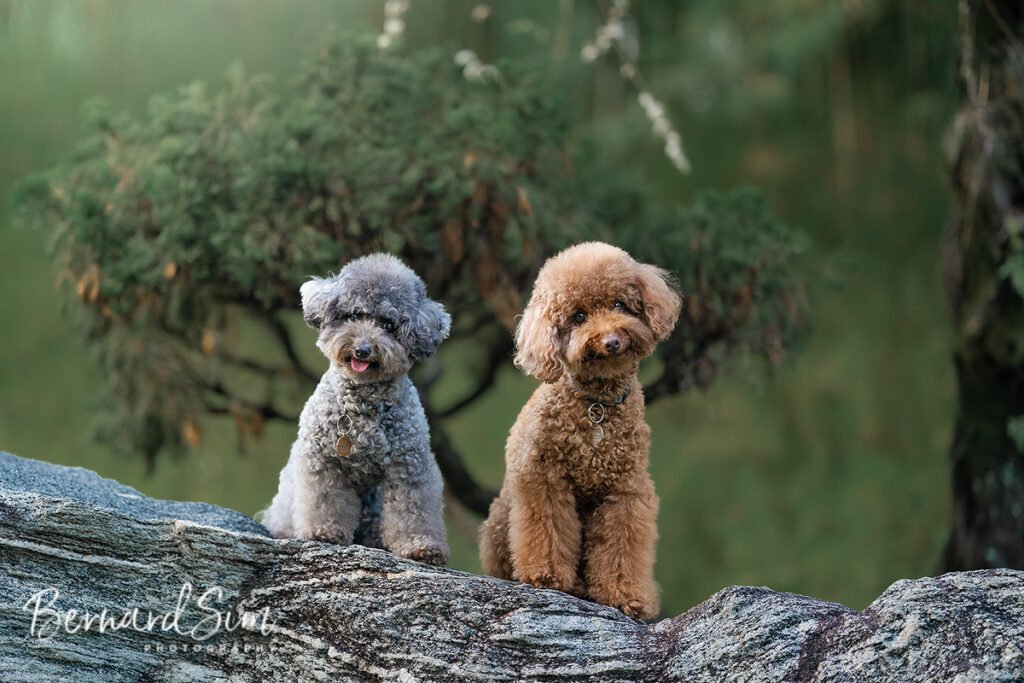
top-left (16, 34), bottom-right (806, 513)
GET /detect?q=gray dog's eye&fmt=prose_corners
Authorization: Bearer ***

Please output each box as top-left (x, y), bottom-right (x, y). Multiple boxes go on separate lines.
top-left (381, 318), bottom-right (397, 334)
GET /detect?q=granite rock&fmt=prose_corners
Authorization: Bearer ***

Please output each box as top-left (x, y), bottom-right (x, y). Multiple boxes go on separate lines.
top-left (0, 451), bottom-right (1021, 682)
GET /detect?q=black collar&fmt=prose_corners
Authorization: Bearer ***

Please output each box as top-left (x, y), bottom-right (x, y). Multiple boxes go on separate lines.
top-left (569, 379), bottom-right (632, 407)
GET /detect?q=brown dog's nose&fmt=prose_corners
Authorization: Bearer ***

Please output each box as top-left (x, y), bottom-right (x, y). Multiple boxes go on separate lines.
top-left (603, 334), bottom-right (621, 354)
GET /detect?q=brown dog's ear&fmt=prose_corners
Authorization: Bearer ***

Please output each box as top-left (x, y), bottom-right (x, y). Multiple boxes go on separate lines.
top-left (514, 299), bottom-right (563, 383)
top-left (637, 263), bottom-right (682, 341)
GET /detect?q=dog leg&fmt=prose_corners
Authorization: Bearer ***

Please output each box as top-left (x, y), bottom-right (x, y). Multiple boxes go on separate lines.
top-left (479, 492), bottom-right (514, 579)
top-left (262, 459), bottom-right (297, 538)
top-left (507, 469), bottom-right (581, 593)
top-left (583, 479), bottom-right (660, 620)
top-left (292, 465), bottom-right (363, 544)
top-left (380, 449), bottom-right (449, 566)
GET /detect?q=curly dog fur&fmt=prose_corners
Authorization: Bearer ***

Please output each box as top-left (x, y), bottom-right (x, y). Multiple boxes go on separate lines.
top-left (479, 242), bottom-right (681, 618)
top-left (263, 253), bottom-right (452, 565)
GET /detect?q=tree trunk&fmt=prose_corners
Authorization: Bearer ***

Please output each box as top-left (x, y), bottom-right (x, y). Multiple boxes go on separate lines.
top-left (1, 451), bottom-right (1023, 682)
top-left (942, 0), bottom-right (1024, 571)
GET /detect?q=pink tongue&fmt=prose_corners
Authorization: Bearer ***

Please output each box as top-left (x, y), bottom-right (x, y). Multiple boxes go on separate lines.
top-left (351, 358), bottom-right (371, 373)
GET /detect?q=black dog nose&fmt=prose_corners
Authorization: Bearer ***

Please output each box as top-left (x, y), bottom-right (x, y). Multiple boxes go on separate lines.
top-left (354, 344), bottom-right (372, 360)
top-left (603, 335), bottom-right (621, 353)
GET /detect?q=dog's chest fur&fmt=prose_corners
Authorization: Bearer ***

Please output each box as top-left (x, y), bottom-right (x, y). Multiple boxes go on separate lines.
top-left (538, 386), bottom-right (650, 500)
top-left (304, 372), bottom-right (410, 489)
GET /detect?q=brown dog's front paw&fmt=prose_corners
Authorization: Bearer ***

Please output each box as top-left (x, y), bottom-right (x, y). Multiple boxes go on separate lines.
top-left (518, 569), bottom-right (577, 594)
top-left (567, 576), bottom-right (588, 599)
top-left (400, 545), bottom-right (449, 566)
top-left (525, 572), bottom-right (560, 589)
top-left (589, 585), bottom-right (660, 620)
top-left (614, 597), bottom-right (659, 621)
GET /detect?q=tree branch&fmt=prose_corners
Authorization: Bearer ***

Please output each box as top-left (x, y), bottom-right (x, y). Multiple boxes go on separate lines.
top-left (199, 380), bottom-right (298, 423)
top-left (643, 369), bottom-right (693, 405)
top-left (438, 336), bottom-right (512, 418)
top-left (643, 337), bottom-right (702, 404)
top-left (256, 311), bottom-right (321, 386)
top-left (415, 382), bottom-right (498, 515)
top-left (643, 329), bottom-right (731, 404)
top-left (221, 352), bottom-right (297, 378)
top-left (447, 311), bottom-right (500, 339)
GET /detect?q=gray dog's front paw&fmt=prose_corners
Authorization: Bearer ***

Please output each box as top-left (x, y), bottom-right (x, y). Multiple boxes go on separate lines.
top-left (402, 545), bottom-right (448, 566)
top-left (392, 538), bottom-right (449, 566)
top-left (310, 525), bottom-right (354, 546)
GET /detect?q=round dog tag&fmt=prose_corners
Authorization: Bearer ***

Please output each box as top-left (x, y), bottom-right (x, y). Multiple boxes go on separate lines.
top-left (334, 413), bottom-right (354, 457)
top-left (586, 401), bottom-right (605, 446)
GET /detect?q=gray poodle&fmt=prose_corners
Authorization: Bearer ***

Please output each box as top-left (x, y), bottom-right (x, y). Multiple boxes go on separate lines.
top-left (262, 253), bottom-right (451, 565)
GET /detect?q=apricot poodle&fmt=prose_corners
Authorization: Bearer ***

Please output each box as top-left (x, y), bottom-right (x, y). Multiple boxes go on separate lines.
top-left (479, 241), bottom-right (681, 619)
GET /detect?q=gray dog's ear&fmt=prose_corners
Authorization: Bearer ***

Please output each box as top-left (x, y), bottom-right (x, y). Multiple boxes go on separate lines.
top-left (407, 298), bottom-right (452, 360)
top-left (300, 277), bottom-right (333, 329)
top-left (514, 297), bottom-right (562, 383)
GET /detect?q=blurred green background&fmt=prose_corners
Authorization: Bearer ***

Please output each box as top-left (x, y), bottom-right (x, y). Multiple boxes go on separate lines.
top-left (0, 0), bottom-right (955, 616)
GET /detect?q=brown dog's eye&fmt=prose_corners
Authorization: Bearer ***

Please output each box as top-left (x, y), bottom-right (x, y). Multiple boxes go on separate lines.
top-left (572, 311), bottom-right (587, 325)
top-left (613, 300), bottom-right (627, 312)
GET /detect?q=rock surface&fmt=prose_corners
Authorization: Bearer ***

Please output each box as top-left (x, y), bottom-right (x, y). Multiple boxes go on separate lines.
top-left (0, 450), bottom-right (1021, 682)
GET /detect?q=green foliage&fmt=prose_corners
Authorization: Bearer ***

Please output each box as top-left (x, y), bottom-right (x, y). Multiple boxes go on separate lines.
top-left (585, 185), bottom-right (807, 395)
top-left (17, 32), bottom-right (805, 464)
top-left (998, 213), bottom-right (1024, 299)
top-left (653, 1), bottom-right (950, 107)
top-left (1008, 416), bottom-right (1024, 453)
top-left (998, 254), bottom-right (1024, 300)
